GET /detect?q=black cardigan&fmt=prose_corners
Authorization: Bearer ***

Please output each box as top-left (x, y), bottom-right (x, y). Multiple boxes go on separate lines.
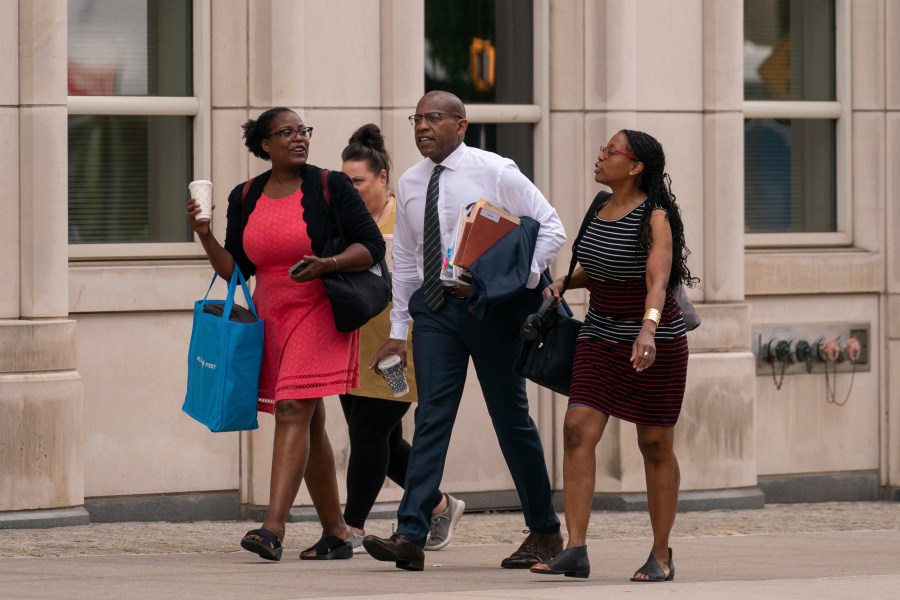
top-left (224, 164), bottom-right (385, 279)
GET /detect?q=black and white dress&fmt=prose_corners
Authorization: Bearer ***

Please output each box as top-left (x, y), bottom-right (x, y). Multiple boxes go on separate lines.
top-left (569, 200), bottom-right (689, 427)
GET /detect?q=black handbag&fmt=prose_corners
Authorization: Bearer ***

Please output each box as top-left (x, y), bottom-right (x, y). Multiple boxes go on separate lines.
top-left (319, 170), bottom-right (392, 332)
top-left (515, 294), bottom-right (583, 396)
top-left (513, 198), bottom-right (597, 396)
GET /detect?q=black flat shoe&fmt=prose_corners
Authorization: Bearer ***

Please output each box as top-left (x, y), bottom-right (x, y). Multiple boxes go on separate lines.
top-left (630, 547), bottom-right (674, 582)
top-left (240, 528), bottom-right (283, 561)
top-left (300, 535), bottom-right (353, 560)
top-left (530, 546), bottom-right (590, 579)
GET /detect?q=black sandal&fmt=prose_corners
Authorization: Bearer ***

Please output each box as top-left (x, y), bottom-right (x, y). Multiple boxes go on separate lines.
top-left (530, 545), bottom-right (590, 578)
top-left (630, 547), bottom-right (674, 582)
top-left (299, 535), bottom-right (353, 560)
top-left (240, 528), bottom-right (283, 561)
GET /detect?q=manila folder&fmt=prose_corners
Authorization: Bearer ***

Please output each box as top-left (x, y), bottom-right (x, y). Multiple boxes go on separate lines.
top-left (454, 200), bottom-right (520, 269)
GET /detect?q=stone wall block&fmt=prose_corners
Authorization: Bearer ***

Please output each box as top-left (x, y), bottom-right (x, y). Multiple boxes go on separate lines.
top-left (0, 108), bottom-right (19, 318)
top-left (851, 0), bottom-right (885, 110)
top-left (549, 0), bottom-right (584, 110)
top-left (18, 0), bottom-right (67, 106)
top-left (702, 0), bottom-right (743, 111)
top-left (211, 0), bottom-right (248, 108)
top-left (0, 373), bottom-right (84, 511)
top-left (20, 106), bottom-right (69, 317)
top-left (1, 1), bottom-right (18, 106)
top-left (888, 0), bottom-right (900, 109)
top-left (0, 320), bottom-right (76, 374)
top-left (702, 112), bottom-right (745, 301)
top-left (381, 0), bottom-right (425, 107)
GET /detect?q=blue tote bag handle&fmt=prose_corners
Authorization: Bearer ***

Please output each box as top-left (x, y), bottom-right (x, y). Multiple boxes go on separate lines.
top-left (201, 267), bottom-right (259, 320)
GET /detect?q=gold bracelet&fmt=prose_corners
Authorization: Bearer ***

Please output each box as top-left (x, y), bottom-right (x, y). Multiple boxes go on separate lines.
top-left (331, 256), bottom-right (339, 272)
top-left (643, 308), bottom-right (661, 326)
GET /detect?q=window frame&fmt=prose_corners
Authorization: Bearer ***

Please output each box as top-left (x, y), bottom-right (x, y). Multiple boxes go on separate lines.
top-left (67, 0), bottom-right (211, 260)
top-left (453, 0), bottom-right (550, 195)
top-left (743, 0), bottom-right (851, 248)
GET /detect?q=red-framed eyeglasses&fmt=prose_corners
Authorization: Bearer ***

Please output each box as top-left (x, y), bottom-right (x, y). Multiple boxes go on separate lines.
top-left (599, 145), bottom-right (640, 161)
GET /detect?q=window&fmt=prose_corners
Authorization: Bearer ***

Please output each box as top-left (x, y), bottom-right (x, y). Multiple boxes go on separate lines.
top-left (68, 0), bottom-right (209, 256)
top-left (743, 0), bottom-right (849, 245)
top-left (425, 0), bottom-right (543, 184)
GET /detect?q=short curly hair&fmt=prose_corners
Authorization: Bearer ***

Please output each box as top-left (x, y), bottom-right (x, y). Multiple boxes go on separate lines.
top-left (241, 107), bottom-right (296, 160)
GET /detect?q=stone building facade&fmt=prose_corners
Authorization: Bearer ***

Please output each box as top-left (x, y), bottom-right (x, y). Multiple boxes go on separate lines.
top-left (2, 0), bottom-right (898, 527)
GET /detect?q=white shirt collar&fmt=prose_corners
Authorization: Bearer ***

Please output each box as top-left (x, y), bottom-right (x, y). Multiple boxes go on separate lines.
top-left (432, 142), bottom-right (468, 172)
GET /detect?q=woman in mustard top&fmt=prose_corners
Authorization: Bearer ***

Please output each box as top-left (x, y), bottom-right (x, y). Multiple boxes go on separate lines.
top-left (339, 124), bottom-right (464, 553)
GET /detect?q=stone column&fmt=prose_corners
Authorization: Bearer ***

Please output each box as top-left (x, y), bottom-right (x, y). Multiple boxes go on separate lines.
top-left (0, 0), bottom-right (87, 528)
top-left (885, 0), bottom-right (900, 500)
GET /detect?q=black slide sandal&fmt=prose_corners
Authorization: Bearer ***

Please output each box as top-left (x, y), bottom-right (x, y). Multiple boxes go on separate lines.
top-left (530, 545), bottom-right (590, 579)
top-left (300, 535), bottom-right (353, 560)
top-left (240, 528), bottom-right (283, 561)
top-left (630, 547), bottom-right (674, 582)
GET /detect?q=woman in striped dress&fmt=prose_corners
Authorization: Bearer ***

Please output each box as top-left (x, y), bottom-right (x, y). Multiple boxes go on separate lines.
top-left (531, 130), bottom-right (697, 581)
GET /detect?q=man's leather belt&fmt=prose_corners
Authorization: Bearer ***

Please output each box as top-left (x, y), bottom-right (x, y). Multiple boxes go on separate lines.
top-left (442, 285), bottom-right (470, 299)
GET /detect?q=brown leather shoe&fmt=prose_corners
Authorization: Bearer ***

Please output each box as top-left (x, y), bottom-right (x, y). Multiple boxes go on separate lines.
top-left (500, 530), bottom-right (563, 569)
top-left (362, 532), bottom-right (425, 571)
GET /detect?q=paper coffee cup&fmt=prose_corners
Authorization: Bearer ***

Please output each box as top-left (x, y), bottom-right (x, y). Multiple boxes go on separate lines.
top-left (378, 354), bottom-right (409, 397)
top-left (189, 180), bottom-right (213, 222)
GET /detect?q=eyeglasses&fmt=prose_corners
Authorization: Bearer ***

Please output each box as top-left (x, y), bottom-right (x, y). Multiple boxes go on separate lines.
top-left (408, 112), bottom-right (462, 126)
top-left (270, 127), bottom-right (314, 140)
top-left (599, 145), bottom-right (640, 161)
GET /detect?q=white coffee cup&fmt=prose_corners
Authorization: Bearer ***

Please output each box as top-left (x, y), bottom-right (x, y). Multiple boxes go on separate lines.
top-left (377, 354), bottom-right (409, 397)
top-left (189, 180), bottom-right (213, 222)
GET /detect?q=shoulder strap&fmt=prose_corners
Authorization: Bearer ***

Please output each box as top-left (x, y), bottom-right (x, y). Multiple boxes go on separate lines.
top-left (320, 168), bottom-right (346, 246)
top-left (240, 178), bottom-right (254, 204)
top-left (321, 169), bottom-right (331, 206)
top-left (560, 191), bottom-right (611, 293)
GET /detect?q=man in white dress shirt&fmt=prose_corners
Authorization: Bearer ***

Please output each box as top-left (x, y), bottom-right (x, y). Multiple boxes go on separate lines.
top-left (363, 91), bottom-right (566, 572)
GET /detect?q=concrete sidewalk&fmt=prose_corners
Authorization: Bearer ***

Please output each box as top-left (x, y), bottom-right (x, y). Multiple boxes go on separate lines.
top-left (2, 526), bottom-right (900, 599)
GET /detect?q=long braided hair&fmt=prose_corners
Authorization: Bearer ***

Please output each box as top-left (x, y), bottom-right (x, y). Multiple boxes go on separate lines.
top-left (621, 129), bottom-right (698, 290)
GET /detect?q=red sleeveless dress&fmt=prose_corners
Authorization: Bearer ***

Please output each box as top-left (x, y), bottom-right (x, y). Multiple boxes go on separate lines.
top-left (243, 189), bottom-right (359, 413)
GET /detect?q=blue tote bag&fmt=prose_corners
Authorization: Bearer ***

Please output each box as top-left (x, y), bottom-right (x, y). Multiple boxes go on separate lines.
top-left (183, 268), bottom-right (263, 432)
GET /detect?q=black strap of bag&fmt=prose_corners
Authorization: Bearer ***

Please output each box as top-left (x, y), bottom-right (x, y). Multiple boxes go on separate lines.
top-left (515, 194), bottom-right (608, 396)
top-left (321, 170), bottom-right (332, 206)
top-left (558, 191), bottom-right (612, 298)
top-left (320, 169), bottom-right (347, 251)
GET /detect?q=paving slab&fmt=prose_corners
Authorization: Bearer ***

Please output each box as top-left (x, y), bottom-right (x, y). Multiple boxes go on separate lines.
top-left (2, 529), bottom-right (899, 600)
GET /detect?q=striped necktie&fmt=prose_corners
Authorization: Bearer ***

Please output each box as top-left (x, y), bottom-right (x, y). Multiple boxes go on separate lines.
top-left (422, 164), bottom-right (445, 311)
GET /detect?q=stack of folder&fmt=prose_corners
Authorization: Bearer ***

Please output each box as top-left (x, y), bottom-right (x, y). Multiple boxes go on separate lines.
top-left (451, 199), bottom-right (520, 269)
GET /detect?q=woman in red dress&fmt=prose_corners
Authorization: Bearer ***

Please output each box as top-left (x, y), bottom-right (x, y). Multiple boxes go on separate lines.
top-left (187, 107), bottom-right (384, 561)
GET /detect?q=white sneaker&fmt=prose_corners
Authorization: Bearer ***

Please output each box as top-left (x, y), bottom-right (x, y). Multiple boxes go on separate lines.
top-left (424, 494), bottom-right (465, 551)
top-left (348, 528), bottom-right (367, 554)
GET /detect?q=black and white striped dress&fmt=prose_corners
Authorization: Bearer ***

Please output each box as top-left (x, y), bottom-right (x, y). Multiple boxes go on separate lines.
top-left (569, 201), bottom-right (688, 427)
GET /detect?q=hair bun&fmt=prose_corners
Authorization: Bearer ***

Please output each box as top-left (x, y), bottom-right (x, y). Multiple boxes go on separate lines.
top-left (349, 123), bottom-right (386, 151)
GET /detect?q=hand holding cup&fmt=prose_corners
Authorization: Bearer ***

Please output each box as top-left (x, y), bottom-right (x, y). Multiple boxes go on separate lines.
top-left (377, 354), bottom-right (409, 397)
top-left (189, 180), bottom-right (214, 221)
top-left (187, 180), bottom-right (215, 236)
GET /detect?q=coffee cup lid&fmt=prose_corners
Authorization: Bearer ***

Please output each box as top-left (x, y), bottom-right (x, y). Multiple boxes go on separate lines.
top-left (377, 354), bottom-right (401, 369)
